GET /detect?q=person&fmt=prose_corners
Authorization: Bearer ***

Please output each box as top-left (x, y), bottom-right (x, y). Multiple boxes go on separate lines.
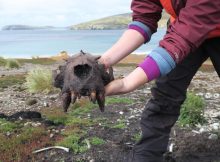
top-left (99, 0), bottom-right (220, 161)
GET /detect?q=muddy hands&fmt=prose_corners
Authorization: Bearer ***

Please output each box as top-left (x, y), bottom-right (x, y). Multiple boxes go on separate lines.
top-left (52, 50), bottom-right (114, 112)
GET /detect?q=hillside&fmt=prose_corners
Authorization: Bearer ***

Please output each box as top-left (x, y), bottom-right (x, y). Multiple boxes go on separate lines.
top-left (71, 12), bottom-right (169, 30)
top-left (2, 25), bottom-right (54, 30)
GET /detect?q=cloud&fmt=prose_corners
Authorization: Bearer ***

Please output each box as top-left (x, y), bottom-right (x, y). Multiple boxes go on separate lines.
top-left (0, 0), bottom-right (131, 27)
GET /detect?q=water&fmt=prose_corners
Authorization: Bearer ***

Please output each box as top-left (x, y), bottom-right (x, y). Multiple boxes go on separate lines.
top-left (0, 29), bottom-right (166, 58)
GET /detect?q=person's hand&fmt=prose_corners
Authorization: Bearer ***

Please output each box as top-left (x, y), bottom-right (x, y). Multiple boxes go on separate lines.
top-left (105, 67), bottom-right (148, 96)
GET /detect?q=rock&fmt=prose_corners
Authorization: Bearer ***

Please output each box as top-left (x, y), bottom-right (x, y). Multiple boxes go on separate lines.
top-left (50, 133), bottom-right (54, 138)
top-left (49, 94), bottom-right (58, 100)
top-left (43, 102), bottom-right (49, 107)
top-left (211, 123), bottom-right (219, 130)
top-left (208, 134), bottom-right (218, 140)
top-left (199, 127), bottom-right (210, 133)
top-left (128, 115), bottom-right (135, 119)
top-left (169, 143), bottom-right (174, 152)
top-left (192, 130), bottom-right (200, 134)
top-left (119, 111), bottom-right (124, 115)
top-left (55, 130), bottom-right (59, 134)
top-left (213, 93), bottom-right (220, 99)
top-left (6, 131), bottom-right (11, 136)
top-left (24, 122), bottom-right (32, 126)
top-left (32, 122), bottom-right (41, 127)
top-left (26, 98), bottom-right (38, 106)
top-left (205, 93), bottom-right (212, 99)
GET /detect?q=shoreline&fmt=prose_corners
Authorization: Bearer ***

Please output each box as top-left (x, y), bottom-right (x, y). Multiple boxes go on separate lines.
top-left (0, 52), bottom-right (148, 59)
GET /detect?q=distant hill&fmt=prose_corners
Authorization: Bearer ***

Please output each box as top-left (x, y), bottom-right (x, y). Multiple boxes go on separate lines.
top-left (2, 25), bottom-right (54, 30)
top-left (71, 12), bottom-right (169, 30)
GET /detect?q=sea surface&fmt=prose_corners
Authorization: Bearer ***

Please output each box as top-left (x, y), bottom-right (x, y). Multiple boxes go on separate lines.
top-left (0, 29), bottom-right (166, 58)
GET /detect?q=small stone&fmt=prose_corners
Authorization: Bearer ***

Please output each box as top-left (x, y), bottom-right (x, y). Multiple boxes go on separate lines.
top-left (49, 96), bottom-right (56, 101)
top-left (205, 93), bottom-right (212, 99)
top-left (169, 143), bottom-right (174, 152)
top-left (50, 133), bottom-right (54, 138)
top-left (24, 122), bottom-right (31, 126)
top-left (192, 130), bottom-right (200, 134)
top-left (199, 127), bottom-right (209, 133)
top-left (208, 134), bottom-right (218, 140)
top-left (128, 115), bottom-right (135, 119)
top-left (117, 119), bottom-right (121, 122)
top-left (119, 111), bottom-right (124, 115)
top-left (26, 98), bottom-right (37, 106)
top-left (211, 123), bottom-right (219, 130)
top-left (32, 122), bottom-right (41, 127)
top-left (43, 102), bottom-right (49, 107)
top-left (6, 132), bottom-right (10, 136)
top-left (213, 93), bottom-right (220, 99)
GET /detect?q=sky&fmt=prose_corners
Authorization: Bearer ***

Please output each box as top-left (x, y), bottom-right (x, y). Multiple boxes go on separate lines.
top-left (0, 0), bottom-right (131, 28)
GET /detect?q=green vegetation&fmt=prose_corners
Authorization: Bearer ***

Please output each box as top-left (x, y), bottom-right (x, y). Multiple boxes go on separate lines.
top-left (67, 118), bottom-right (94, 127)
top-left (17, 57), bottom-right (56, 65)
top-left (0, 57), bottom-right (6, 66)
top-left (0, 74), bottom-right (26, 88)
top-left (46, 111), bottom-right (69, 125)
top-left (112, 119), bottom-right (126, 129)
top-left (106, 97), bottom-right (134, 105)
top-left (25, 67), bottom-right (54, 93)
top-left (178, 92), bottom-right (206, 127)
top-left (71, 13), bottom-right (131, 30)
top-left (90, 137), bottom-right (105, 145)
top-left (0, 57), bottom-right (21, 69)
top-left (0, 93), bottom-right (134, 160)
top-left (112, 122), bottom-right (126, 129)
top-left (71, 11), bottom-right (169, 30)
top-left (0, 119), bottom-right (19, 133)
top-left (57, 134), bottom-right (88, 154)
top-left (5, 59), bottom-right (21, 69)
top-left (57, 134), bottom-right (105, 153)
top-left (0, 125), bottom-right (47, 162)
top-left (132, 132), bottom-right (142, 142)
top-left (70, 100), bottom-right (97, 116)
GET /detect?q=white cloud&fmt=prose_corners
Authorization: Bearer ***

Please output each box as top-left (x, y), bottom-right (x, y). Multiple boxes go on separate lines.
top-left (0, 0), bottom-right (131, 28)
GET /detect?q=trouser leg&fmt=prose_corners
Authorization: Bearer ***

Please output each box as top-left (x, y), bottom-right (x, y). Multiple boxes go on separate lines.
top-left (204, 37), bottom-right (220, 77)
top-left (131, 46), bottom-right (209, 162)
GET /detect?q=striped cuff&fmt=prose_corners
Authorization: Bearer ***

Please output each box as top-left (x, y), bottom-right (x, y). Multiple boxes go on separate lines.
top-left (128, 21), bottom-right (152, 43)
top-left (148, 47), bottom-right (176, 76)
top-left (138, 56), bottom-right (160, 81)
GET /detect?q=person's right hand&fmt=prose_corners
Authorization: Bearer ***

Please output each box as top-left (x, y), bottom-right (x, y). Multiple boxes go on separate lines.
top-left (105, 67), bottom-right (148, 96)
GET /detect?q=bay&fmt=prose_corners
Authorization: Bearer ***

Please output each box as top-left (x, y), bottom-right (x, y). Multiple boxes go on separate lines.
top-left (0, 29), bottom-right (165, 58)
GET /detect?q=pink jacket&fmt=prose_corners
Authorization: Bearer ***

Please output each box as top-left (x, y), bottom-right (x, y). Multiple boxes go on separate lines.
top-left (129, 0), bottom-right (220, 80)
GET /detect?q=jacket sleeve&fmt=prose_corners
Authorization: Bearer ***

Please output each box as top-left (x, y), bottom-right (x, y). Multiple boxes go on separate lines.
top-left (159, 0), bottom-right (220, 63)
top-left (129, 0), bottom-right (163, 42)
top-left (138, 0), bottom-right (220, 81)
